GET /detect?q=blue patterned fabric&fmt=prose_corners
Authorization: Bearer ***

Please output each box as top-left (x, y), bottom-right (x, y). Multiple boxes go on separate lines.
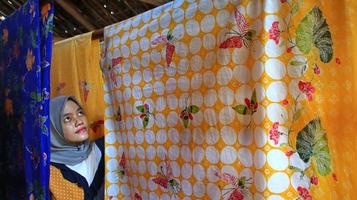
top-left (0, 0), bottom-right (53, 199)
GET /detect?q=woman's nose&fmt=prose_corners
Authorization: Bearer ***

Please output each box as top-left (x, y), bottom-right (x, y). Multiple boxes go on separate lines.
top-left (74, 117), bottom-right (84, 126)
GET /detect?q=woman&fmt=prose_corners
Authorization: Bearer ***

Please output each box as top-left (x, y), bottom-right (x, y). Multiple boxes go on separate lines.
top-left (49, 96), bottom-right (104, 200)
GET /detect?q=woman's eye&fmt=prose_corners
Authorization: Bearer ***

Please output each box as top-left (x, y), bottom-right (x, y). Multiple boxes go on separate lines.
top-left (64, 116), bottom-right (71, 122)
top-left (78, 110), bottom-right (85, 116)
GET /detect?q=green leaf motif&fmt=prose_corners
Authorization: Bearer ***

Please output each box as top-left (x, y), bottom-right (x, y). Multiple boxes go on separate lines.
top-left (296, 118), bottom-right (332, 176)
top-left (280, 143), bottom-right (289, 147)
top-left (30, 92), bottom-right (41, 101)
top-left (183, 119), bottom-right (189, 128)
top-left (251, 89), bottom-right (257, 105)
top-left (296, 7), bottom-right (333, 63)
top-left (143, 116), bottom-right (149, 128)
top-left (232, 105), bottom-right (248, 115)
top-left (290, 60), bottom-right (305, 66)
top-left (293, 107), bottom-right (304, 121)
top-left (42, 125), bottom-right (48, 135)
top-left (189, 105), bottom-right (199, 113)
top-left (291, 0), bottom-right (303, 15)
top-left (31, 31), bottom-right (37, 48)
top-left (289, 165), bottom-right (303, 172)
top-left (41, 116), bottom-right (47, 123)
top-left (136, 105), bottom-right (145, 113)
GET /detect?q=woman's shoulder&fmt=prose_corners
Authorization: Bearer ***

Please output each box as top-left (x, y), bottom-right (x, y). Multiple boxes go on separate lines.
top-left (94, 137), bottom-right (104, 152)
top-left (49, 165), bottom-right (84, 200)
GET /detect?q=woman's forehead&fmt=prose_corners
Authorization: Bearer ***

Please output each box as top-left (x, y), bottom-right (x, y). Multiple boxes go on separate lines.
top-left (63, 100), bottom-right (81, 113)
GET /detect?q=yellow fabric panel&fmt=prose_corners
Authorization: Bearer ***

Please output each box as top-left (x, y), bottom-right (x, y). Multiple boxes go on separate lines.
top-left (51, 32), bottom-right (105, 140)
top-left (101, 0), bottom-right (357, 199)
top-left (49, 165), bottom-right (84, 200)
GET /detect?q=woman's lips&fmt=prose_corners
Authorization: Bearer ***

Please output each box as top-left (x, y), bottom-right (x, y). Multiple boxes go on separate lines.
top-left (76, 127), bottom-right (87, 134)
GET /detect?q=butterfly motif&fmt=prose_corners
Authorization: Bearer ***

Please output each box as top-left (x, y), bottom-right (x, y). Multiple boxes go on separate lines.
top-left (215, 171), bottom-right (252, 200)
top-left (90, 120), bottom-right (104, 135)
top-left (106, 56), bottom-right (123, 87)
top-left (79, 81), bottom-right (90, 102)
top-left (232, 89), bottom-right (258, 115)
top-left (26, 146), bottom-right (40, 169)
top-left (56, 82), bottom-right (66, 94)
top-left (220, 9), bottom-right (255, 49)
top-left (136, 103), bottom-right (154, 128)
top-left (115, 106), bottom-right (122, 122)
top-left (152, 29), bottom-right (177, 67)
top-left (180, 104), bottom-right (199, 128)
top-left (134, 192), bottom-right (142, 200)
top-left (116, 152), bottom-right (129, 179)
top-left (112, 56), bottom-right (123, 68)
top-left (152, 160), bottom-right (181, 196)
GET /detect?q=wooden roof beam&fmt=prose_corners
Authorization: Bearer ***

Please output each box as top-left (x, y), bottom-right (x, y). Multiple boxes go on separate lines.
top-left (55, 0), bottom-right (96, 31)
top-left (139, 0), bottom-right (162, 6)
top-left (123, 0), bottom-right (138, 15)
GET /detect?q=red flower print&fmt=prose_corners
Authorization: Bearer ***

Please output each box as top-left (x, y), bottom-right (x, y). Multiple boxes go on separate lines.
top-left (298, 81), bottom-right (315, 101)
top-left (313, 64), bottom-right (320, 75)
top-left (269, 21), bottom-right (280, 45)
top-left (297, 186), bottom-right (313, 200)
top-left (285, 150), bottom-right (294, 157)
top-left (335, 57), bottom-right (341, 64)
top-left (310, 175), bottom-right (318, 185)
top-left (333, 173), bottom-right (338, 181)
top-left (281, 0), bottom-right (287, 3)
top-left (282, 99), bottom-right (289, 105)
top-left (287, 46), bottom-right (293, 53)
top-left (269, 122), bottom-right (280, 145)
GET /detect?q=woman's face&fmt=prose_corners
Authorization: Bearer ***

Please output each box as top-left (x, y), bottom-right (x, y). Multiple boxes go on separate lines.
top-left (61, 100), bottom-right (89, 143)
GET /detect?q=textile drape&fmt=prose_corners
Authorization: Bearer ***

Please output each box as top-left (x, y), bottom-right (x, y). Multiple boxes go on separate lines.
top-left (0, 0), bottom-right (53, 199)
top-left (51, 32), bottom-right (105, 140)
top-left (101, 0), bottom-right (357, 199)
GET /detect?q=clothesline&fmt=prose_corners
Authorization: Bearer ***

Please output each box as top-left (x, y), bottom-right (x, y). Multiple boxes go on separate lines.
top-left (92, 28), bottom-right (103, 41)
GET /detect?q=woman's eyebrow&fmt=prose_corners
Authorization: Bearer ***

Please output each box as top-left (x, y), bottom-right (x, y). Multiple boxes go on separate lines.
top-left (62, 112), bottom-right (73, 117)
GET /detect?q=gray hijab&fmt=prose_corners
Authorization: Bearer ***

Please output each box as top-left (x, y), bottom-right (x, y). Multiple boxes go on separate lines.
top-left (50, 96), bottom-right (93, 165)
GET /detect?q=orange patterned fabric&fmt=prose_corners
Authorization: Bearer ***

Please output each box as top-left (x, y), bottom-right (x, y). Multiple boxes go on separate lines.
top-left (49, 165), bottom-right (84, 200)
top-left (101, 0), bottom-right (357, 199)
top-left (51, 32), bottom-right (105, 141)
